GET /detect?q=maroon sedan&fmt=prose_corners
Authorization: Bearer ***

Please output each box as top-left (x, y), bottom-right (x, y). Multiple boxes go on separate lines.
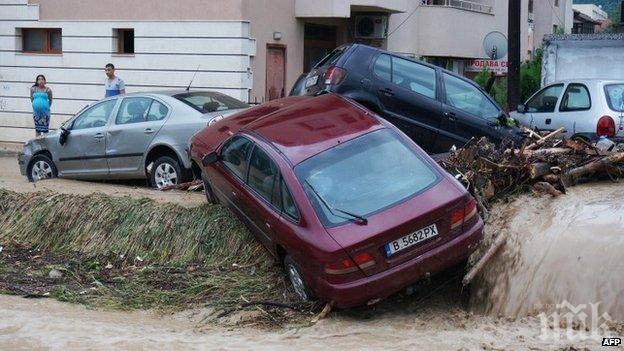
top-left (189, 93), bottom-right (483, 308)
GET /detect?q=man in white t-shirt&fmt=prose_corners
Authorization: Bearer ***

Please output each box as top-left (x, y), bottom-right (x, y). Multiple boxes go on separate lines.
top-left (104, 63), bottom-right (126, 97)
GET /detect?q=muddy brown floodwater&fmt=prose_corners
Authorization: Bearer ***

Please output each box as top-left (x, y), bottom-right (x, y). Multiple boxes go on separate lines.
top-left (0, 155), bottom-right (622, 350)
top-left (472, 182), bottom-right (624, 322)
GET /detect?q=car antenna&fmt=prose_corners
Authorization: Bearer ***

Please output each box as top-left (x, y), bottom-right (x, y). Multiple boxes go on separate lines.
top-left (186, 65), bottom-right (200, 91)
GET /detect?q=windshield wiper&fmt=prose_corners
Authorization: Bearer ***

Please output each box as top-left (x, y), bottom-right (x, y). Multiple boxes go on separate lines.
top-left (305, 180), bottom-right (368, 225)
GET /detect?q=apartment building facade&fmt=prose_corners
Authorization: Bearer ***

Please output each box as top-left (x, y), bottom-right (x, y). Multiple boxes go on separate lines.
top-left (572, 4), bottom-right (609, 33)
top-left (0, 0), bottom-right (572, 144)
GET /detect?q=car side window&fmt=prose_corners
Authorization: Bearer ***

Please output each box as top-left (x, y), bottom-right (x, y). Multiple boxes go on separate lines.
top-left (247, 145), bottom-right (279, 203)
top-left (281, 179), bottom-right (299, 220)
top-left (116, 97), bottom-right (152, 125)
top-left (392, 57), bottom-right (436, 99)
top-left (373, 54), bottom-right (392, 82)
top-left (220, 136), bottom-right (253, 180)
top-left (526, 84), bottom-right (563, 113)
top-left (442, 73), bottom-right (499, 119)
top-left (72, 99), bottom-right (117, 130)
top-left (146, 100), bottom-right (169, 121)
top-left (559, 84), bottom-right (591, 112)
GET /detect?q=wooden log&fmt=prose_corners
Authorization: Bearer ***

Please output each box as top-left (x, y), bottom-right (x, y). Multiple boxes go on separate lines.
top-left (524, 147), bottom-right (573, 157)
top-left (311, 302), bottom-right (333, 323)
top-left (529, 162), bottom-right (551, 179)
top-left (543, 174), bottom-right (560, 183)
top-left (562, 139), bottom-right (587, 151)
top-left (462, 234), bottom-right (507, 286)
top-left (533, 182), bottom-right (563, 197)
top-left (563, 152), bottom-right (624, 186)
top-left (526, 127), bottom-right (565, 150)
top-left (159, 179), bottom-right (202, 191)
top-left (521, 127), bottom-right (543, 141)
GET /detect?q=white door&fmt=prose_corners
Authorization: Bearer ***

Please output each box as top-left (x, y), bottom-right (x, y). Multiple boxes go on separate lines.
top-left (555, 83), bottom-right (592, 137)
top-left (524, 84), bottom-right (564, 132)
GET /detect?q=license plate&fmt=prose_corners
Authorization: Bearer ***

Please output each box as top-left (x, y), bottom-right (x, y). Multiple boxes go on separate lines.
top-left (384, 224), bottom-right (439, 257)
top-left (305, 75), bottom-right (318, 88)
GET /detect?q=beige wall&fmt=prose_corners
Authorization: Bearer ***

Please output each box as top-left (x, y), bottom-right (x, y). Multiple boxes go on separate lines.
top-left (29, 0), bottom-right (244, 20)
top-left (533, 0), bottom-right (572, 46)
top-left (243, 0), bottom-right (304, 102)
top-left (294, 0), bottom-right (407, 18)
top-left (387, 0), bottom-right (530, 60)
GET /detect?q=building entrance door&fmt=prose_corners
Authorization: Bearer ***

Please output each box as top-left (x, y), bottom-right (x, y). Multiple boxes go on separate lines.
top-left (266, 45), bottom-right (286, 101)
top-left (303, 24), bottom-right (337, 72)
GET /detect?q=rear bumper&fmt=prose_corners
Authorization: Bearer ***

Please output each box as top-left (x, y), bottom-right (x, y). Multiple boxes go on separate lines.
top-left (313, 218), bottom-right (484, 308)
top-left (573, 132), bottom-right (624, 144)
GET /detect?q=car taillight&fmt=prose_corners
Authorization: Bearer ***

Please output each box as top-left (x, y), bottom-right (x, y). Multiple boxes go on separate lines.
top-left (353, 252), bottom-right (375, 269)
top-left (450, 199), bottom-right (478, 231)
top-left (597, 115), bottom-right (616, 137)
top-left (324, 66), bottom-right (347, 86)
top-left (324, 252), bottom-right (375, 275)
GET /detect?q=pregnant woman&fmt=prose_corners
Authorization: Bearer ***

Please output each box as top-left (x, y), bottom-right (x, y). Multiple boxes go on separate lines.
top-left (30, 74), bottom-right (53, 138)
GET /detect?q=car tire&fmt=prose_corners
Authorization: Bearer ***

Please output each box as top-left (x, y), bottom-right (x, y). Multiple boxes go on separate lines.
top-left (26, 154), bottom-right (58, 182)
top-left (284, 255), bottom-right (315, 302)
top-left (150, 156), bottom-right (187, 189)
top-left (201, 173), bottom-right (219, 205)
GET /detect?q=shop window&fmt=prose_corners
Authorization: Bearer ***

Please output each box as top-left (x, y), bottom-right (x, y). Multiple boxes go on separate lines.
top-left (21, 28), bottom-right (62, 54)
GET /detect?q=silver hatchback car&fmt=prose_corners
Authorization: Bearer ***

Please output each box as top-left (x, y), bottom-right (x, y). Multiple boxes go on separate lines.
top-left (512, 79), bottom-right (624, 143)
top-left (18, 90), bottom-right (248, 188)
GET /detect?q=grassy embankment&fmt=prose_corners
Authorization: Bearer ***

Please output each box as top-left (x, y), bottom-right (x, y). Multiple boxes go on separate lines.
top-left (0, 189), bottom-right (301, 315)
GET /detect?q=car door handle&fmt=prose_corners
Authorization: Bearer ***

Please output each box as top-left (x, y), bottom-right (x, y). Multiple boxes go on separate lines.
top-left (94, 133), bottom-right (104, 140)
top-left (264, 222), bottom-right (272, 229)
top-left (379, 88), bottom-right (394, 97)
top-left (444, 112), bottom-right (457, 121)
top-left (144, 128), bottom-right (155, 134)
top-left (545, 118), bottom-right (552, 125)
top-left (231, 191), bottom-right (237, 197)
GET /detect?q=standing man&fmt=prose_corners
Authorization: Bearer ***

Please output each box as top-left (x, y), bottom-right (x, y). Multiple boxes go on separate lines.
top-left (104, 63), bottom-right (126, 97)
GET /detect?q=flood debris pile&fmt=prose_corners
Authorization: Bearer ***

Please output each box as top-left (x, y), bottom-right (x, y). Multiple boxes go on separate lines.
top-left (438, 128), bottom-right (624, 215)
top-left (0, 190), bottom-right (307, 320)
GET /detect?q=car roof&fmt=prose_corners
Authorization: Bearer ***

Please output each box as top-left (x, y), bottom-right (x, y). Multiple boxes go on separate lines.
top-left (549, 79), bottom-right (624, 86)
top-left (120, 90), bottom-right (218, 97)
top-left (235, 93), bottom-right (385, 166)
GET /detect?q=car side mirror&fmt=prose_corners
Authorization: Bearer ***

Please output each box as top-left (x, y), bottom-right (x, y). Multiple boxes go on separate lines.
top-left (517, 104), bottom-right (527, 114)
top-left (487, 119), bottom-right (500, 127)
top-left (59, 126), bottom-right (70, 146)
top-left (202, 151), bottom-right (219, 166)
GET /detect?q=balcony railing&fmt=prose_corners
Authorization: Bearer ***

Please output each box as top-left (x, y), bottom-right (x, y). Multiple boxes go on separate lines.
top-left (425, 0), bottom-right (494, 14)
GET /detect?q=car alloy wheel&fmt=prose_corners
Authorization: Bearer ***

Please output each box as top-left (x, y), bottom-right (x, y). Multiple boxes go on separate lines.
top-left (31, 160), bottom-right (53, 181)
top-left (154, 162), bottom-right (178, 189)
top-left (284, 256), bottom-right (313, 302)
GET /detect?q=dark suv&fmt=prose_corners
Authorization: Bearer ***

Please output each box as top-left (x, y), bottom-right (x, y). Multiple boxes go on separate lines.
top-left (302, 44), bottom-right (523, 154)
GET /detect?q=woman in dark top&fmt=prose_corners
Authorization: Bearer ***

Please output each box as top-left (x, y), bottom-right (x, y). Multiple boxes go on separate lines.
top-left (30, 74), bottom-right (53, 138)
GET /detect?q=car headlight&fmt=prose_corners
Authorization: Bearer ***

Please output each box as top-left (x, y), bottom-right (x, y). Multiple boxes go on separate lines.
top-left (208, 115), bottom-right (224, 127)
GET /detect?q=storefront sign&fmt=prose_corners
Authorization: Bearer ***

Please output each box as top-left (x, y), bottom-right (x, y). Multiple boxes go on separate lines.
top-left (464, 59), bottom-right (508, 75)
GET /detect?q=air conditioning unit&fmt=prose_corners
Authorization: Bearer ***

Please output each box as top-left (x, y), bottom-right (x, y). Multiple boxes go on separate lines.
top-left (354, 15), bottom-right (388, 39)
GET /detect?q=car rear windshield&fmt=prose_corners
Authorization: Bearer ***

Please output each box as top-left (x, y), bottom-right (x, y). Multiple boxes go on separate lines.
top-left (294, 129), bottom-right (439, 227)
top-left (174, 92), bottom-right (249, 113)
top-left (313, 45), bottom-right (348, 69)
top-left (604, 84), bottom-right (624, 112)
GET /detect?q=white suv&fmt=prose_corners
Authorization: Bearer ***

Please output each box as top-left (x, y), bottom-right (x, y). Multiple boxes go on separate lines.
top-left (511, 79), bottom-right (624, 142)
